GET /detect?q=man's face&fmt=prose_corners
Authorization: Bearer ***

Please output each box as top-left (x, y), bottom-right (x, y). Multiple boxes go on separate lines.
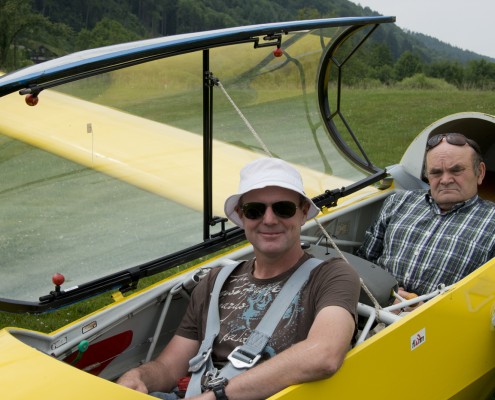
top-left (238, 186), bottom-right (308, 260)
top-left (425, 140), bottom-right (485, 210)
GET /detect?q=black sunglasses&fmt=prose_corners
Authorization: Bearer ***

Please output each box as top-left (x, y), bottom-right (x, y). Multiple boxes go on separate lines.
top-left (241, 201), bottom-right (298, 220)
top-left (426, 133), bottom-right (482, 155)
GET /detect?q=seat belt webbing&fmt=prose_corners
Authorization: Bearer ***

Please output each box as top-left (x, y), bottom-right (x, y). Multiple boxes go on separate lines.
top-left (186, 260), bottom-right (241, 396)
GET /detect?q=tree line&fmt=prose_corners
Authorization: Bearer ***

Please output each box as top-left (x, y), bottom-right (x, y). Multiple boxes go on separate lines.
top-left (1, 0), bottom-right (493, 90)
top-left (346, 43), bottom-right (495, 90)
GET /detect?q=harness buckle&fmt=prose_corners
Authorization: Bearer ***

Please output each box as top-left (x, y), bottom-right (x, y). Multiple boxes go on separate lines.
top-left (227, 346), bottom-right (261, 369)
top-left (188, 347), bottom-right (212, 372)
top-left (201, 368), bottom-right (229, 391)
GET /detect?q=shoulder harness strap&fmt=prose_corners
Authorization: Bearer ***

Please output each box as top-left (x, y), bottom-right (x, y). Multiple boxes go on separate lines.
top-left (186, 260), bottom-right (241, 396)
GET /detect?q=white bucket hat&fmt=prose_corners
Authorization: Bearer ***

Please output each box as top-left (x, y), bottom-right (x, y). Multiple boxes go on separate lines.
top-left (224, 157), bottom-right (320, 228)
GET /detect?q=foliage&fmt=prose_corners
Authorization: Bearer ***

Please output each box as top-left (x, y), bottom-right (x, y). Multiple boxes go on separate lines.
top-left (0, 0), bottom-right (51, 68)
top-left (395, 73), bottom-right (457, 90)
top-left (0, 0), bottom-right (494, 90)
top-left (76, 18), bottom-right (141, 49)
top-left (394, 51), bottom-right (423, 81)
top-left (465, 59), bottom-right (495, 90)
top-left (411, 31), bottom-right (488, 64)
top-left (426, 60), bottom-right (464, 87)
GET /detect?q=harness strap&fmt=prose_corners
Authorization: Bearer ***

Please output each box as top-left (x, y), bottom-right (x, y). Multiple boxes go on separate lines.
top-left (186, 260), bottom-right (241, 396)
top-left (185, 257), bottom-right (323, 397)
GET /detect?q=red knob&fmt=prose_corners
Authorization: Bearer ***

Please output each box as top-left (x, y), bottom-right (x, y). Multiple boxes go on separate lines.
top-left (25, 94), bottom-right (39, 106)
top-left (52, 273), bottom-right (65, 286)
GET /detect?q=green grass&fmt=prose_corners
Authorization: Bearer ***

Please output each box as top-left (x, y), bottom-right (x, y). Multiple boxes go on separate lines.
top-left (335, 87), bottom-right (494, 167)
top-left (0, 266), bottom-right (183, 333)
top-left (0, 245), bottom-right (241, 332)
top-left (0, 86), bottom-right (493, 332)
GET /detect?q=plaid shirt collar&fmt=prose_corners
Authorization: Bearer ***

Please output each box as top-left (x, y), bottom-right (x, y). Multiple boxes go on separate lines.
top-left (425, 192), bottom-right (479, 215)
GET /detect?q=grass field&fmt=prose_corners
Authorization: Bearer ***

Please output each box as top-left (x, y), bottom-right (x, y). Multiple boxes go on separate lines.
top-left (0, 86), bottom-right (493, 332)
top-left (332, 87), bottom-right (495, 167)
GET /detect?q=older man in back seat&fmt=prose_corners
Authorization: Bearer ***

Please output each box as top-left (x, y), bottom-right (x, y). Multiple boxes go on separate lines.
top-left (358, 133), bottom-right (495, 298)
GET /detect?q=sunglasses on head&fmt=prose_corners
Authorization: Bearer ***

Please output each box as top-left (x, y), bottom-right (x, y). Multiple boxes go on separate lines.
top-left (241, 201), bottom-right (299, 220)
top-left (426, 133), bottom-right (482, 155)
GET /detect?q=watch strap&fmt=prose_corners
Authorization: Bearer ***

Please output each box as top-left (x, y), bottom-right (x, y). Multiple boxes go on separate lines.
top-left (209, 378), bottom-right (229, 400)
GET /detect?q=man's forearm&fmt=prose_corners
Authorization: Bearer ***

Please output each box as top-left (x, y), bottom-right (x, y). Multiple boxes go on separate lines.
top-left (221, 337), bottom-right (346, 400)
top-left (216, 306), bottom-right (355, 400)
top-left (117, 359), bottom-right (177, 394)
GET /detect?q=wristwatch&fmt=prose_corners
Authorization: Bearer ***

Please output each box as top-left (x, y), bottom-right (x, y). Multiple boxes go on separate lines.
top-left (208, 377), bottom-right (229, 400)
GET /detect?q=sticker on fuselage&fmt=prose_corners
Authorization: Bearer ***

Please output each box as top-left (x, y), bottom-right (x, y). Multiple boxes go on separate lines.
top-left (51, 336), bottom-right (67, 350)
top-left (410, 328), bottom-right (426, 350)
top-left (82, 320), bottom-right (97, 334)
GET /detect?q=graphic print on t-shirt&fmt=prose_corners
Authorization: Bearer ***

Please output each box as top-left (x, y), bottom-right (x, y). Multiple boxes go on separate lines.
top-left (217, 271), bottom-right (304, 358)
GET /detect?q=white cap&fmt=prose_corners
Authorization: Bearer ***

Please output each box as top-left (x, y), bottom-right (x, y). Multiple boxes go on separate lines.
top-left (224, 157), bottom-right (320, 228)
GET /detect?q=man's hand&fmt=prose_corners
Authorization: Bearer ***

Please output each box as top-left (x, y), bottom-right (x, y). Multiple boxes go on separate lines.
top-left (116, 336), bottom-right (199, 395)
top-left (116, 369), bottom-right (149, 394)
top-left (396, 287), bottom-right (424, 311)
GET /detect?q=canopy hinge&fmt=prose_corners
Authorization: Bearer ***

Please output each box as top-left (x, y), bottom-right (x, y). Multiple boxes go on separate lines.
top-left (209, 216), bottom-right (229, 239)
top-left (253, 33), bottom-right (283, 49)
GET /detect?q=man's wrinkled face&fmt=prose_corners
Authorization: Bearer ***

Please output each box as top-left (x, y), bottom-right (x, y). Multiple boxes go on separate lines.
top-left (425, 140), bottom-right (485, 211)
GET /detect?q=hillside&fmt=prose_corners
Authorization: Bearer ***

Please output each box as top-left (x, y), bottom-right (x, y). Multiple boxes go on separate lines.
top-left (1, 0), bottom-right (493, 89)
top-left (410, 32), bottom-right (494, 63)
top-left (28, 0), bottom-right (490, 64)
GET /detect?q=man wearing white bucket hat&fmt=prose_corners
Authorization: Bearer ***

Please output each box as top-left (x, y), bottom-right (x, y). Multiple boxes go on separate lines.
top-left (118, 157), bottom-right (360, 400)
top-left (223, 157), bottom-right (320, 228)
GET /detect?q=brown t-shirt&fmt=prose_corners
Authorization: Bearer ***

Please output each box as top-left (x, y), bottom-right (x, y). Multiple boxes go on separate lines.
top-left (176, 253), bottom-right (360, 367)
